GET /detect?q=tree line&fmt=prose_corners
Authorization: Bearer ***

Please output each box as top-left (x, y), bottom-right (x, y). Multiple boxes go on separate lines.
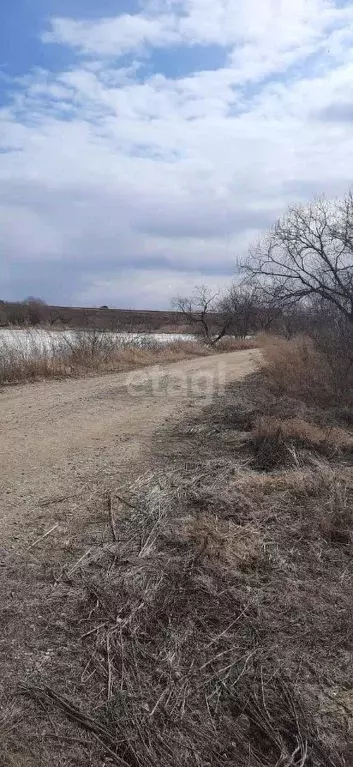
top-left (3, 190), bottom-right (353, 346)
top-left (174, 191), bottom-right (353, 346)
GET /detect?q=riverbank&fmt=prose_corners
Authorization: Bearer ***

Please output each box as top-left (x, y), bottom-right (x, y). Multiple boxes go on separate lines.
top-left (0, 328), bottom-right (256, 385)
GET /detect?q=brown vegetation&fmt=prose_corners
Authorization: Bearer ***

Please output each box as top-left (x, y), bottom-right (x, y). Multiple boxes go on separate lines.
top-left (2, 339), bottom-right (353, 765)
top-left (0, 334), bottom-right (202, 386)
top-left (216, 335), bottom-right (258, 352)
top-left (0, 331), bottom-right (257, 386)
top-left (3, 185), bottom-right (353, 764)
top-left (251, 414), bottom-right (353, 470)
top-left (258, 334), bottom-right (353, 409)
top-left (0, 300), bottom-right (193, 332)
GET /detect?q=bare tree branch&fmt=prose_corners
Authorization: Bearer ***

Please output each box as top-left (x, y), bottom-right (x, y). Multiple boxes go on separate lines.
top-left (241, 193), bottom-right (353, 322)
top-left (172, 285), bottom-right (231, 345)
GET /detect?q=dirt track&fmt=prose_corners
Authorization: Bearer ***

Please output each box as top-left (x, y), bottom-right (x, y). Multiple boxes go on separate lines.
top-left (0, 350), bottom-right (257, 542)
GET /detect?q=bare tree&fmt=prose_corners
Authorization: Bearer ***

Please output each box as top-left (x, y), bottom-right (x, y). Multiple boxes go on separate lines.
top-left (172, 285), bottom-right (232, 345)
top-left (23, 296), bottom-right (47, 306)
top-left (221, 283), bottom-right (285, 337)
top-left (241, 192), bottom-right (353, 323)
top-left (219, 284), bottom-right (259, 338)
top-left (22, 297), bottom-right (48, 326)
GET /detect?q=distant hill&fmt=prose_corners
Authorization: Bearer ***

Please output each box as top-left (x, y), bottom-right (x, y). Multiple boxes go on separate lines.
top-left (0, 301), bottom-right (196, 333)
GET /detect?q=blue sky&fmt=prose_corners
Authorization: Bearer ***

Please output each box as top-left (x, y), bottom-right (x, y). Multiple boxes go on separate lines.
top-left (1, 0), bottom-right (353, 308)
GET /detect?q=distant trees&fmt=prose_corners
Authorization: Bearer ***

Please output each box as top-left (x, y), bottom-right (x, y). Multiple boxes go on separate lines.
top-left (0, 301), bottom-right (6, 327)
top-left (174, 189), bottom-right (353, 388)
top-left (173, 285), bottom-right (233, 345)
top-left (6, 303), bottom-right (28, 326)
top-left (218, 285), bottom-right (256, 339)
top-left (219, 284), bottom-right (282, 338)
top-left (0, 297), bottom-right (48, 327)
top-left (22, 297), bottom-right (48, 326)
top-left (23, 297), bottom-right (47, 306)
top-left (173, 283), bottom-right (270, 344)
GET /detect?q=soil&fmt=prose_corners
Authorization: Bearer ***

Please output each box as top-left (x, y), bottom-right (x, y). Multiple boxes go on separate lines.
top-left (0, 351), bottom-right (259, 765)
top-left (0, 349), bottom-right (258, 546)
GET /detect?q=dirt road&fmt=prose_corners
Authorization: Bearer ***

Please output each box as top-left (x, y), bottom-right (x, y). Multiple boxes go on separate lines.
top-left (0, 350), bottom-right (257, 541)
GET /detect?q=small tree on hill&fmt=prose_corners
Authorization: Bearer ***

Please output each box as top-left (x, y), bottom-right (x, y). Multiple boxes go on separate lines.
top-left (22, 297), bottom-right (48, 326)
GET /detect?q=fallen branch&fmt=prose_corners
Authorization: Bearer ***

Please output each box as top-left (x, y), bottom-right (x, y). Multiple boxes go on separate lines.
top-left (27, 523), bottom-right (59, 550)
top-left (39, 493), bottom-right (79, 508)
top-left (115, 493), bottom-right (140, 512)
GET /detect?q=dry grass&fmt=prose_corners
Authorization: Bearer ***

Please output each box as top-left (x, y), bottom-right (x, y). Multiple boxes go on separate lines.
top-left (10, 455), bottom-right (351, 767)
top-left (0, 331), bottom-right (258, 387)
top-left (251, 415), bottom-right (353, 469)
top-left (2, 341), bottom-right (352, 765)
top-left (0, 342), bottom-right (66, 384)
top-left (215, 337), bottom-right (258, 352)
top-left (0, 333), bottom-right (208, 386)
top-left (259, 335), bottom-right (337, 407)
top-left (3, 374), bottom-right (352, 766)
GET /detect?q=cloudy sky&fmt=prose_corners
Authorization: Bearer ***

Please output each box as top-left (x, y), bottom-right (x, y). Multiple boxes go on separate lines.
top-left (1, 1), bottom-right (353, 308)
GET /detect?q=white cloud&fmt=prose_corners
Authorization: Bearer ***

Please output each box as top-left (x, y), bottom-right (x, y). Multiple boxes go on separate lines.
top-left (0, 204), bottom-right (63, 258)
top-left (45, 1), bottom-right (353, 62)
top-left (2, 0), bottom-right (353, 306)
top-left (77, 268), bottom-right (233, 309)
top-left (43, 13), bottom-right (179, 56)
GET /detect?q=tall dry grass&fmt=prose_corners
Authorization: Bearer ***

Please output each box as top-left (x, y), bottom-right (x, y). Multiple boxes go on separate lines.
top-left (0, 330), bottom-right (257, 386)
top-left (259, 334), bottom-right (349, 408)
top-left (248, 333), bottom-right (353, 467)
top-left (0, 335), bottom-right (68, 384)
top-left (0, 332), bottom-right (207, 386)
top-left (251, 415), bottom-right (353, 469)
top-left (215, 336), bottom-right (258, 352)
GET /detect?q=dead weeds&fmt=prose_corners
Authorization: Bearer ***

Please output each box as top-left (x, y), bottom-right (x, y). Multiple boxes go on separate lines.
top-left (251, 416), bottom-right (353, 470)
top-left (1, 373), bottom-right (353, 765)
top-left (0, 332), bottom-right (257, 387)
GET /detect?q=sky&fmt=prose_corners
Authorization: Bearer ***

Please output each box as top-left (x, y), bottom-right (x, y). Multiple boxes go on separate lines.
top-left (1, 1), bottom-right (353, 309)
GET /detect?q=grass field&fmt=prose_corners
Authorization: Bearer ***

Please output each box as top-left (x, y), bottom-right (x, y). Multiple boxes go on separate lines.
top-left (2, 337), bottom-right (352, 765)
top-left (0, 301), bottom-right (209, 333)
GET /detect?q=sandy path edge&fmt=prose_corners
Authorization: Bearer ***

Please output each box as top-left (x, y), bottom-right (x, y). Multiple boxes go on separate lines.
top-left (0, 350), bottom-right (258, 543)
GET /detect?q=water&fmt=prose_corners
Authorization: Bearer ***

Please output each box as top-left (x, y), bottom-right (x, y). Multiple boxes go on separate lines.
top-left (0, 328), bottom-right (195, 356)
